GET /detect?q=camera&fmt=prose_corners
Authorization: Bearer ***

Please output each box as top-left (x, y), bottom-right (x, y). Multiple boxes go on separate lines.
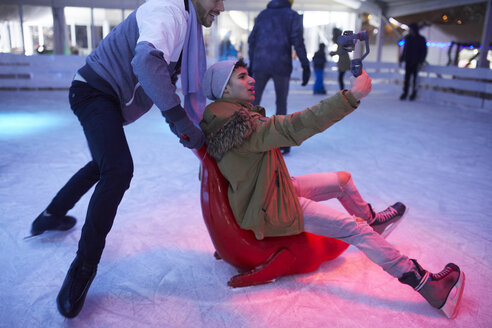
top-left (336, 30), bottom-right (370, 77)
top-left (338, 30), bottom-right (356, 52)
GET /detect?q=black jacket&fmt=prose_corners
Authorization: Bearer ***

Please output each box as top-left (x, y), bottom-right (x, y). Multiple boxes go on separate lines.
top-left (401, 33), bottom-right (427, 66)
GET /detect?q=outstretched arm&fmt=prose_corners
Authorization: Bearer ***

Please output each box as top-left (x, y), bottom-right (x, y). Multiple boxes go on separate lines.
top-left (243, 71), bottom-right (372, 152)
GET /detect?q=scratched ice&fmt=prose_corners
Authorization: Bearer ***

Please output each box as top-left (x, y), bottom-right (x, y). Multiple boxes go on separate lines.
top-left (1, 81), bottom-right (490, 327)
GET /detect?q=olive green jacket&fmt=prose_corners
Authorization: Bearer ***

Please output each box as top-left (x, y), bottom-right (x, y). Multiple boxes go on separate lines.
top-left (199, 90), bottom-right (359, 239)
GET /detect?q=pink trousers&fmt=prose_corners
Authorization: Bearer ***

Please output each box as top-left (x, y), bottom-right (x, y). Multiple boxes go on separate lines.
top-left (292, 172), bottom-right (414, 278)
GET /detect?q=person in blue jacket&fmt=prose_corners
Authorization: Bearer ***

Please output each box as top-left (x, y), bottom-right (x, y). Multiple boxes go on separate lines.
top-left (219, 31), bottom-right (238, 61)
top-left (247, 0), bottom-right (311, 155)
top-left (29, 0), bottom-right (225, 318)
top-left (312, 43), bottom-right (327, 94)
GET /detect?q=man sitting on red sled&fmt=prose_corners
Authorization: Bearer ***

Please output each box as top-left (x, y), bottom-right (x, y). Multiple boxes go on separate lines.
top-left (198, 58), bottom-right (465, 319)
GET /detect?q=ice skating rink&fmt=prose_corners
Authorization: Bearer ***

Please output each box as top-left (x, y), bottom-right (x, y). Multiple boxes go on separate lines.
top-left (1, 82), bottom-right (491, 327)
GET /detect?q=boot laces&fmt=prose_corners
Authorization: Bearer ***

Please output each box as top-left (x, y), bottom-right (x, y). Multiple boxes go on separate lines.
top-left (431, 266), bottom-right (453, 280)
top-left (374, 206), bottom-right (398, 224)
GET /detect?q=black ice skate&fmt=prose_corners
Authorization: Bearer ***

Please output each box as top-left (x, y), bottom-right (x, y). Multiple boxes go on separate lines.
top-left (28, 211), bottom-right (76, 238)
top-left (399, 259), bottom-right (465, 319)
top-left (57, 256), bottom-right (97, 318)
top-left (369, 202), bottom-right (408, 238)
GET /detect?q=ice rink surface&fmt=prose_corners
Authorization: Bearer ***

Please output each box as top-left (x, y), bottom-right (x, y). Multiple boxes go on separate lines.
top-left (1, 82), bottom-right (491, 327)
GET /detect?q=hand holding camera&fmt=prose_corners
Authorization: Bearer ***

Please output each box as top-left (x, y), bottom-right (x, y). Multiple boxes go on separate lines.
top-left (350, 70), bottom-right (372, 101)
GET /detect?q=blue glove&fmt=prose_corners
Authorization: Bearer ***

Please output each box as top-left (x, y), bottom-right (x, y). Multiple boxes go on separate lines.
top-left (162, 105), bottom-right (205, 149)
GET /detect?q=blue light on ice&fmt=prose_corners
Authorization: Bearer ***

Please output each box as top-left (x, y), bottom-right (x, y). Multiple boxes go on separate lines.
top-left (0, 112), bottom-right (67, 139)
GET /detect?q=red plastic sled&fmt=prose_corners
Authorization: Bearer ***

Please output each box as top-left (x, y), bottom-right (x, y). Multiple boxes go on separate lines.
top-left (193, 146), bottom-right (349, 287)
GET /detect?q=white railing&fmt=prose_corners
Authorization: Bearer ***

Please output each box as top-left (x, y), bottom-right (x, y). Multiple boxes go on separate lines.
top-left (363, 61), bottom-right (492, 110)
top-left (0, 53), bottom-right (85, 90)
top-left (2, 53), bottom-right (491, 110)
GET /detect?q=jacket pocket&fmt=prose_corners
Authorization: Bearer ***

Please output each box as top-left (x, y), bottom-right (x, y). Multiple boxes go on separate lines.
top-left (262, 169), bottom-right (279, 212)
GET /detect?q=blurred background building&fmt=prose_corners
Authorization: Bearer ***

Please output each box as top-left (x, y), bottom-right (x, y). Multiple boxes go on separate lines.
top-left (0, 0), bottom-right (490, 68)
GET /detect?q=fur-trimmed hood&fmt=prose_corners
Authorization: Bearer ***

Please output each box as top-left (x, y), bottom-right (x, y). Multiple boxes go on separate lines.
top-left (200, 99), bottom-right (265, 161)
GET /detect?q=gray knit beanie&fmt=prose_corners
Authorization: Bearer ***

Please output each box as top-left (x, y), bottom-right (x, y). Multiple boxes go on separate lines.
top-left (201, 60), bottom-right (236, 100)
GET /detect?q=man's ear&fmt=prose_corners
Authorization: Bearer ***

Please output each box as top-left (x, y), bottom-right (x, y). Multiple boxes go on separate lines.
top-left (222, 84), bottom-right (230, 96)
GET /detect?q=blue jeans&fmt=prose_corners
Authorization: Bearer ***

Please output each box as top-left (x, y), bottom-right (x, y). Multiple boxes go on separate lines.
top-left (313, 69), bottom-right (326, 93)
top-left (46, 81), bottom-right (133, 265)
top-left (292, 172), bottom-right (414, 278)
top-left (251, 71), bottom-right (290, 116)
